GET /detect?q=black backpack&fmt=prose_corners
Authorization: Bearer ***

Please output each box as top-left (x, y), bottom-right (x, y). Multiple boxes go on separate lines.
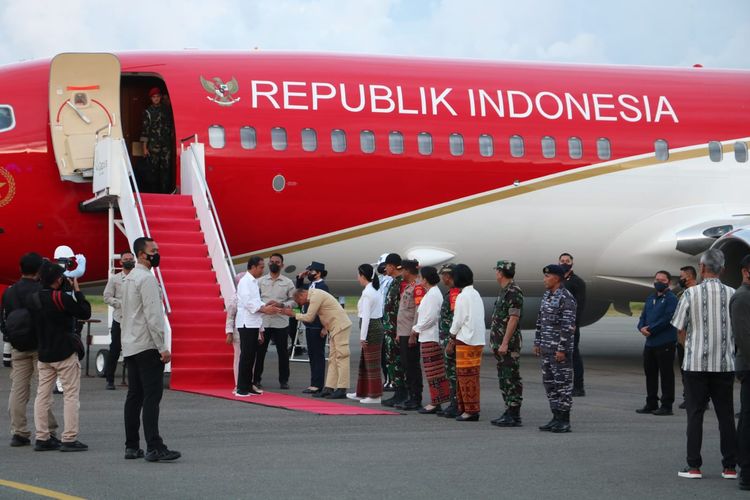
top-left (3, 286), bottom-right (37, 351)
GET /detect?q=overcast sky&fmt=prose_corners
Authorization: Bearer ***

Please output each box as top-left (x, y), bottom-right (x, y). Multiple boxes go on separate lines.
top-left (0, 0), bottom-right (747, 69)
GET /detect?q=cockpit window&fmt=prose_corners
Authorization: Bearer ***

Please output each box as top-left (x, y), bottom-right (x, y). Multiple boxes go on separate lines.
top-left (0, 105), bottom-right (15, 132)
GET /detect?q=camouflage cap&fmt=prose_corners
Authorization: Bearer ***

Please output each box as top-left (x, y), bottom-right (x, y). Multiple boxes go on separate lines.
top-left (493, 260), bottom-right (516, 273)
top-left (439, 263), bottom-right (456, 275)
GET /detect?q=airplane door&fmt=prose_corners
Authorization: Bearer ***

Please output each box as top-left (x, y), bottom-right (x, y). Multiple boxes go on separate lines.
top-left (49, 53), bottom-right (123, 181)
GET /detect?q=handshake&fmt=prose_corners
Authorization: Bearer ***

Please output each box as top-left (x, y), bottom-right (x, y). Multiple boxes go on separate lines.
top-left (264, 301), bottom-right (295, 317)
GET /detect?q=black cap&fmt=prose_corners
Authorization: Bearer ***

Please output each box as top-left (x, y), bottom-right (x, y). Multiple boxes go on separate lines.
top-left (543, 264), bottom-right (566, 278)
top-left (384, 253), bottom-right (402, 267)
top-left (306, 261), bottom-right (326, 272)
top-left (401, 259), bottom-right (419, 274)
top-left (376, 262), bottom-right (386, 275)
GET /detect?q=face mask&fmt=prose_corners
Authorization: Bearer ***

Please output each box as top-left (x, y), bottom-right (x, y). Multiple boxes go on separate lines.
top-left (122, 261), bottom-right (135, 270)
top-left (147, 253), bottom-right (161, 268)
top-left (560, 264), bottom-right (572, 274)
top-left (269, 263), bottom-right (281, 274)
top-left (307, 273), bottom-right (317, 282)
top-left (654, 281), bottom-right (668, 293)
top-left (678, 278), bottom-right (687, 289)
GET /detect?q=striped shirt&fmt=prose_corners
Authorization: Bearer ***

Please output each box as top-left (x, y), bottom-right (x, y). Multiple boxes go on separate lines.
top-left (671, 277), bottom-right (735, 372)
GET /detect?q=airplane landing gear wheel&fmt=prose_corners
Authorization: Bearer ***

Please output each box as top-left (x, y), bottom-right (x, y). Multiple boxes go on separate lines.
top-left (96, 349), bottom-right (109, 378)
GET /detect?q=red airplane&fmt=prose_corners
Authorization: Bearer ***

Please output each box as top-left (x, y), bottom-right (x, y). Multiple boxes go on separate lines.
top-left (1, 52), bottom-right (748, 385)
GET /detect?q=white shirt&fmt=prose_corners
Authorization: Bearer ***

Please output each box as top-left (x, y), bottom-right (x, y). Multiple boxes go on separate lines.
top-left (358, 283), bottom-right (384, 341)
top-left (413, 285), bottom-right (443, 343)
top-left (672, 277), bottom-right (735, 372)
top-left (449, 285), bottom-right (486, 346)
top-left (235, 273), bottom-right (265, 329)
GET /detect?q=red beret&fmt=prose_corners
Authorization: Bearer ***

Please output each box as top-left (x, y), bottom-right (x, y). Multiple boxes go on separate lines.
top-left (148, 87), bottom-right (162, 97)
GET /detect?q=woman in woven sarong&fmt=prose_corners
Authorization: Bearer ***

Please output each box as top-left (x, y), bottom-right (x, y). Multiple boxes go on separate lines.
top-left (412, 266), bottom-right (450, 414)
top-left (347, 264), bottom-right (384, 404)
top-left (447, 264), bottom-right (486, 421)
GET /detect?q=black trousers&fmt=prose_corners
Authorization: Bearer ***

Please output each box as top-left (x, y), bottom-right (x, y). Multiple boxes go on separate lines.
top-left (643, 343), bottom-right (675, 408)
top-left (124, 349), bottom-right (165, 452)
top-left (106, 320), bottom-right (122, 384)
top-left (738, 372), bottom-right (750, 480)
top-left (572, 327), bottom-right (584, 390)
top-left (399, 337), bottom-right (423, 402)
top-left (306, 328), bottom-right (325, 389)
top-left (676, 342), bottom-right (686, 399)
top-left (254, 327), bottom-right (290, 385)
top-left (237, 328), bottom-right (261, 393)
top-left (683, 371), bottom-right (737, 468)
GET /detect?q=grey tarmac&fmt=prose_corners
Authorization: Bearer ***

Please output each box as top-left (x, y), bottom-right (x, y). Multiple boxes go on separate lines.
top-left (0, 315), bottom-right (744, 499)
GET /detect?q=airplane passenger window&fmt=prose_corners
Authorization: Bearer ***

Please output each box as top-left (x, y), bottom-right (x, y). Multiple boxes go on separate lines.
top-left (271, 127), bottom-right (287, 151)
top-left (597, 138), bottom-right (611, 160)
top-left (240, 126), bottom-right (256, 150)
top-left (418, 132), bottom-right (433, 155)
top-left (655, 139), bottom-right (669, 161)
top-left (541, 136), bottom-right (556, 159)
top-left (389, 131), bottom-right (404, 154)
top-left (301, 128), bottom-right (317, 152)
top-left (734, 141), bottom-right (748, 163)
top-left (331, 129), bottom-right (346, 153)
top-left (708, 141), bottom-right (723, 162)
top-left (449, 133), bottom-right (464, 156)
top-left (568, 137), bottom-right (582, 159)
top-left (478, 134), bottom-right (493, 157)
top-left (0, 105), bottom-right (15, 133)
top-left (360, 130), bottom-right (375, 154)
top-left (208, 125), bottom-right (225, 149)
top-left (509, 135), bottom-right (524, 158)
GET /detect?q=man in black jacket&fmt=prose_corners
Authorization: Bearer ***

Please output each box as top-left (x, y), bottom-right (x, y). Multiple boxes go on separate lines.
top-left (32, 261), bottom-right (91, 452)
top-left (559, 253), bottom-right (587, 397)
top-left (295, 261), bottom-right (330, 395)
top-left (731, 255), bottom-right (750, 490)
top-left (0, 253), bottom-right (58, 447)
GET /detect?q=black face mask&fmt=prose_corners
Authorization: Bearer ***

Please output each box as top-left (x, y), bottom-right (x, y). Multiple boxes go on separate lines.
top-left (122, 261), bottom-right (136, 270)
top-left (560, 264), bottom-right (572, 274)
top-left (147, 253), bottom-right (161, 268)
top-left (269, 263), bottom-right (281, 274)
top-left (307, 273), bottom-right (317, 282)
top-left (678, 278), bottom-right (688, 289)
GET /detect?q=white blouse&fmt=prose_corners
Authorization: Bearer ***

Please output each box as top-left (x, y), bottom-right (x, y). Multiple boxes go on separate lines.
top-left (449, 285), bottom-right (486, 346)
top-left (413, 286), bottom-right (443, 343)
top-left (358, 283), bottom-right (384, 341)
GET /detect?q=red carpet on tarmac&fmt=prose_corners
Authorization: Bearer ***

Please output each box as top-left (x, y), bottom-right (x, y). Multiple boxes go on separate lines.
top-left (186, 388), bottom-right (400, 416)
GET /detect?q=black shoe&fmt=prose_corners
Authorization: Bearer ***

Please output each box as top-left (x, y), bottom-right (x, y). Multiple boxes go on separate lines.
top-left (254, 383), bottom-right (263, 390)
top-left (550, 411), bottom-right (571, 433)
top-left (678, 400), bottom-right (687, 410)
top-left (125, 448), bottom-right (145, 459)
top-left (418, 405), bottom-right (441, 415)
top-left (740, 478), bottom-right (750, 490)
top-left (106, 382), bottom-right (116, 390)
top-left (442, 405), bottom-right (459, 418)
top-left (34, 438), bottom-right (61, 451)
top-left (539, 411), bottom-right (559, 431)
top-left (635, 405), bottom-right (658, 414)
top-left (455, 413), bottom-right (480, 422)
top-left (381, 389), bottom-right (407, 407)
top-left (145, 447), bottom-right (181, 462)
top-left (652, 407), bottom-right (673, 416)
top-left (572, 388), bottom-right (586, 397)
top-left (400, 400), bottom-right (421, 411)
top-left (314, 388), bottom-right (334, 398)
top-left (492, 412), bottom-right (522, 427)
top-left (280, 383), bottom-right (290, 390)
top-left (327, 389), bottom-right (347, 399)
top-left (49, 435), bottom-right (61, 447)
top-left (60, 440), bottom-right (88, 452)
top-left (10, 434), bottom-right (30, 447)
top-left (302, 387), bottom-right (320, 394)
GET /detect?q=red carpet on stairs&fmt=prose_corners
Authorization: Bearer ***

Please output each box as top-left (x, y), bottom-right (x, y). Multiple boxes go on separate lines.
top-left (140, 193), bottom-right (234, 391)
top-left (140, 193), bottom-right (398, 416)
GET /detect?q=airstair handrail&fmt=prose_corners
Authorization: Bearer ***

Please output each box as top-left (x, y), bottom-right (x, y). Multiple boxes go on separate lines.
top-left (119, 139), bottom-right (172, 314)
top-left (187, 144), bottom-right (237, 286)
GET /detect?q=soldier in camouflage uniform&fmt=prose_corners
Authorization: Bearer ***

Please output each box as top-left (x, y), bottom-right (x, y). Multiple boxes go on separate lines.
top-left (437, 263), bottom-right (460, 418)
top-left (534, 264), bottom-right (577, 433)
top-left (489, 261), bottom-right (524, 428)
top-left (140, 87), bottom-right (173, 193)
top-left (381, 253), bottom-right (407, 407)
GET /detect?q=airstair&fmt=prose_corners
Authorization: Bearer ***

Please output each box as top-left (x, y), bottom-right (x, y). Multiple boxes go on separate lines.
top-left (82, 135), bottom-right (236, 389)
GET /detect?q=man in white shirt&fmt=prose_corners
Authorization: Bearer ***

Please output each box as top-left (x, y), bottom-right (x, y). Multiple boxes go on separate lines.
top-left (235, 256), bottom-right (279, 397)
top-left (671, 249), bottom-right (737, 480)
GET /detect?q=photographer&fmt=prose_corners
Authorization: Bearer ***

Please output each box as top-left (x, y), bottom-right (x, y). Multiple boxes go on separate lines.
top-left (32, 261), bottom-right (91, 452)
